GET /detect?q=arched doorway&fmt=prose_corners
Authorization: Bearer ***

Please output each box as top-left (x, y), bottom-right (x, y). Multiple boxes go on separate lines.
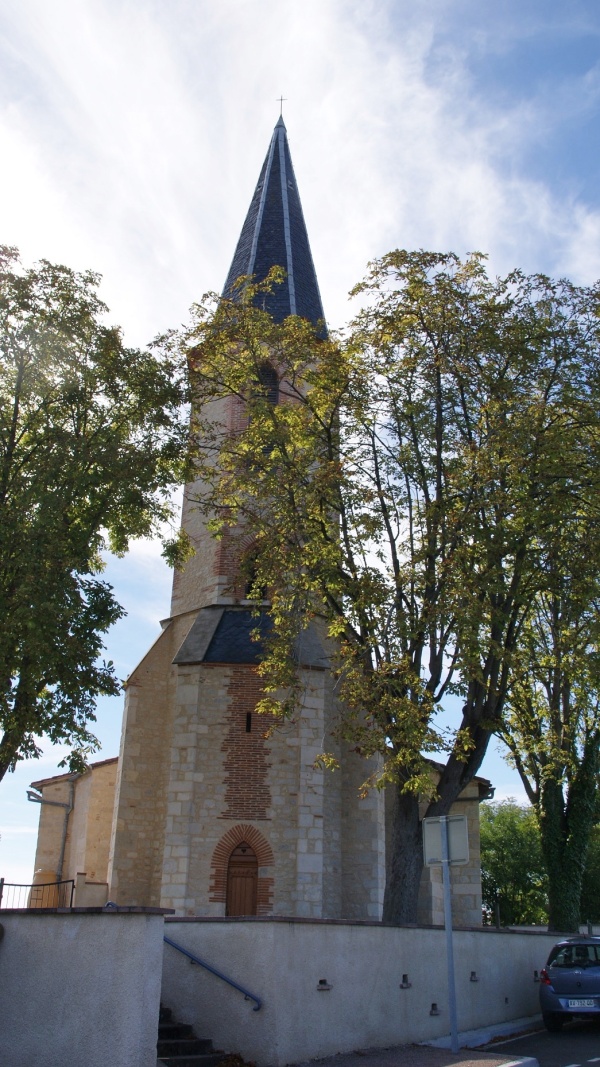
top-left (210, 824), bottom-right (274, 914)
top-left (226, 841), bottom-right (258, 916)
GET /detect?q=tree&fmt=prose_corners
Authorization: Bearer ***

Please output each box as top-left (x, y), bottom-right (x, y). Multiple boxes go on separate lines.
top-left (482, 798), bottom-right (600, 929)
top-left (0, 246), bottom-right (190, 783)
top-left (479, 800), bottom-right (548, 925)
top-left (186, 253), bottom-right (600, 923)
top-left (498, 539), bottom-right (600, 931)
top-left (580, 819), bottom-right (600, 924)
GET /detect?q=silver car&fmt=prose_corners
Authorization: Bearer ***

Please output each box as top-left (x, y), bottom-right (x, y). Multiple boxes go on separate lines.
top-left (540, 936), bottom-right (600, 1031)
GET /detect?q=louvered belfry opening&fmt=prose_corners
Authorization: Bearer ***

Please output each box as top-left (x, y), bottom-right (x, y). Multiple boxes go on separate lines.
top-left (226, 841), bottom-right (258, 916)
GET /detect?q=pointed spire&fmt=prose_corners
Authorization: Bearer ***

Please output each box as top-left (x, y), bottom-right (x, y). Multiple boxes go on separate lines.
top-left (223, 118), bottom-right (325, 328)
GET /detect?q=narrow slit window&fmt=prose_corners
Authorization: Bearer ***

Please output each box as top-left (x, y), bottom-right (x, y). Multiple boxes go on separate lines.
top-left (246, 712), bottom-right (252, 733)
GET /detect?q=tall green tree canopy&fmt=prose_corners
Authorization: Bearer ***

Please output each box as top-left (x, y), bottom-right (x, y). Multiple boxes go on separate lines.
top-left (480, 800), bottom-right (548, 926)
top-left (498, 545), bottom-right (600, 930)
top-left (481, 798), bottom-right (600, 929)
top-left (0, 246), bottom-right (190, 783)
top-left (186, 252), bottom-right (600, 922)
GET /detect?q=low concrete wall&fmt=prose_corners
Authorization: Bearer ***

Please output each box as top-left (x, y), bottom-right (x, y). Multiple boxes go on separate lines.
top-left (0, 908), bottom-right (166, 1067)
top-left (162, 918), bottom-right (558, 1066)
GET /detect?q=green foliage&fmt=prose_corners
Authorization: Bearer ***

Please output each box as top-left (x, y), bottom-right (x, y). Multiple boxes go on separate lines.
top-left (481, 799), bottom-right (600, 929)
top-left (0, 246), bottom-right (190, 781)
top-left (185, 253), bottom-right (600, 921)
top-left (498, 530), bottom-right (600, 930)
top-left (480, 800), bottom-right (548, 925)
top-left (580, 822), bottom-right (600, 924)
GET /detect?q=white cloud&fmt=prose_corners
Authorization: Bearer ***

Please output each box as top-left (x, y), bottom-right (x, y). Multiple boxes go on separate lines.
top-left (2, 0), bottom-right (598, 353)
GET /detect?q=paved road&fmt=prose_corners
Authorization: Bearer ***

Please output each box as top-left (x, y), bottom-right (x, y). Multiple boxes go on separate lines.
top-left (486, 1018), bottom-right (600, 1067)
top-left (288, 1046), bottom-right (528, 1067)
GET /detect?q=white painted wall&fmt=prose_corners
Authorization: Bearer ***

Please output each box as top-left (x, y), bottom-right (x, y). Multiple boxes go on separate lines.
top-left (0, 910), bottom-right (164, 1067)
top-left (162, 918), bottom-right (559, 1066)
top-left (0, 911), bottom-right (561, 1067)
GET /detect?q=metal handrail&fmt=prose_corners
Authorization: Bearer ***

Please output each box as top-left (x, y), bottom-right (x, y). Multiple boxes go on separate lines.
top-left (163, 934), bottom-right (262, 1011)
top-left (0, 878), bottom-right (75, 909)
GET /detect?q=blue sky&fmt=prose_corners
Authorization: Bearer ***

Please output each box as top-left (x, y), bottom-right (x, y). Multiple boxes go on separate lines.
top-left (1, 0), bottom-right (599, 882)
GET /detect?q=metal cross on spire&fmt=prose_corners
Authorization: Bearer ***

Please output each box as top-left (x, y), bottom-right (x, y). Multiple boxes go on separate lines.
top-left (277, 95), bottom-right (287, 117)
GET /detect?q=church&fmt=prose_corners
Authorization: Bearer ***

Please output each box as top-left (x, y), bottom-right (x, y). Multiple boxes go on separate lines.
top-left (28, 117), bottom-right (488, 926)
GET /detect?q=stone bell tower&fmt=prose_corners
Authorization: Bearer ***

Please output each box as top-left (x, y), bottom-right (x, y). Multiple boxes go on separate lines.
top-left (107, 117), bottom-right (385, 919)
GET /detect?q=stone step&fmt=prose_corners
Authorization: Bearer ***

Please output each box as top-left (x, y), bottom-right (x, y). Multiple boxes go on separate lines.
top-left (158, 1022), bottom-right (195, 1040)
top-left (157, 1056), bottom-right (226, 1067)
top-left (158, 1038), bottom-right (215, 1057)
top-left (157, 1002), bottom-right (227, 1067)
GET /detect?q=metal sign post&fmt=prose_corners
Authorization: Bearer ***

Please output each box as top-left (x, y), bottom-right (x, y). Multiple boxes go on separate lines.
top-left (422, 814), bottom-right (468, 1055)
top-left (440, 816), bottom-right (459, 1054)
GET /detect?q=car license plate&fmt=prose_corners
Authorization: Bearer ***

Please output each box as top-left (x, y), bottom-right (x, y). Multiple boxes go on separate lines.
top-left (568, 998), bottom-right (596, 1008)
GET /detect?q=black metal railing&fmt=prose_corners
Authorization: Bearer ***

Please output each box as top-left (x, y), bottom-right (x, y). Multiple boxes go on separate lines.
top-left (163, 934), bottom-right (262, 1011)
top-left (0, 877), bottom-right (75, 909)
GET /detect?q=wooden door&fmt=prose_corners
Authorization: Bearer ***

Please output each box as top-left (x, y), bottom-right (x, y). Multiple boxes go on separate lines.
top-left (226, 842), bottom-right (258, 916)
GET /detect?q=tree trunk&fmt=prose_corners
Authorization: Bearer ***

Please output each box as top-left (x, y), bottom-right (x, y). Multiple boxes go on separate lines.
top-left (383, 783), bottom-right (423, 923)
top-left (0, 728), bottom-right (22, 784)
top-left (382, 728), bottom-right (494, 923)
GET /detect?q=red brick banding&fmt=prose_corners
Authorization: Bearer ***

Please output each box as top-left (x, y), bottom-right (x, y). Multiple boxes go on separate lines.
top-left (219, 667), bottom-right (273, 820)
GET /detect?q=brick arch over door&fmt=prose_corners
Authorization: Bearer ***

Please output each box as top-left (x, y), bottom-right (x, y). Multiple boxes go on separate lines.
top-left (209, 824), bottom-right (274, 915)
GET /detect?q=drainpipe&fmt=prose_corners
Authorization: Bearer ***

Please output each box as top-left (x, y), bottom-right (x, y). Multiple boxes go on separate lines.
top-left (27, 773), bottom-right (81, 882)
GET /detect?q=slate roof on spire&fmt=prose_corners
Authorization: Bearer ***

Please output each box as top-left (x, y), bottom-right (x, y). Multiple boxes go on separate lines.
top-left (223, 117), bottom-right (326, 328)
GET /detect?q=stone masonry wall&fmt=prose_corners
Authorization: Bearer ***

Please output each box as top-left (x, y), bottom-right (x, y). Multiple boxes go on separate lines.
top-left (170, 393), bottom-right (239, 618)
top-left (157, 658), bottom-right (384, 919)
top-left (159, 663), bottom-right (330, 917)
top-left (82, 760), bottom-right (118, 882)
top-left (108, 614), bottom-right (195, 905)
top-left (29, 776), bottom-right (72, 881)
top-left (341, 737), bottom-right (386, 920)
top-left (30, 759), bottom-right (117, 887)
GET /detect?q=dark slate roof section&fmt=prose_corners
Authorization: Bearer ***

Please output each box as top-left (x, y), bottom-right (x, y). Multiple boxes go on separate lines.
top-left (204, 610), bottom-right (273, 664)
top-left (292, 626), bottom-right (329, 670)
top-left (172, 607), bottom-right (224, 665)
top-left (173, 607), bottom-right (328, 668)
top-left (223, 117), bottom-right (326, 329)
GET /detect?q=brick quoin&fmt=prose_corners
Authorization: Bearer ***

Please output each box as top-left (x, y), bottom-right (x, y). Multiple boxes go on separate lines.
top-left (220, 666), bottom-right (274, 820)
top-left (209, 823), bottom-right (274, 914)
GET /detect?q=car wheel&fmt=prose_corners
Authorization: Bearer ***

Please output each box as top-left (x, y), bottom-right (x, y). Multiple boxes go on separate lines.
top-left (543, 1012), bottom-right (564, 1033)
